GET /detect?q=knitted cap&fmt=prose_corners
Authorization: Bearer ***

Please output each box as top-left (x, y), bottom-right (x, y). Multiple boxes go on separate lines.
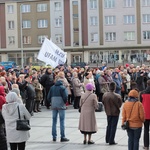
top-left (128, 90), bottom-right (139, 98)
top-left (85, 83), bottom-right (94, 91)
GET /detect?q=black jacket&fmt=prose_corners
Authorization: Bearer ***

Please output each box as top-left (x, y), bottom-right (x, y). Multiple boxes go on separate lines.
top-left (40, 70), bottom-right (54, 88)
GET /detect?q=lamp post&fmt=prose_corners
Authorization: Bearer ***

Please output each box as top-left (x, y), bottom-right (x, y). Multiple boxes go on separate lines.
top-left (20, 4), bottom-right (24, 68)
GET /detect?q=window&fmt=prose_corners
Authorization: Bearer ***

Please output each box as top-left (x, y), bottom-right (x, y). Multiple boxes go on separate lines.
top-left (105, 16), bottom-right (116, 25)
top-left (90, 16), bottom-right (98, 25)
top-left (72, 1), bottom-right (78, 5)
top-left (8, 21), bottom-right (14, 29)
top-left (54, 2), bottom-right (61, 10)
top-left (37, 4), bottom-right (47, 12)
top-left (143, 14), bottom-right (150, 23)
top-left (73, 14), bottom-right (78, 18)
top-left (55, 34), bottom-right (62, 43)
top-left (124, 15), bottom-right (135, 24)
top-left (91, 33), bottom-right (98, 42)
top-left (90, 0), bottom-right (97, 9)
top-left (55, 18), bottom-right (62, 27)
top-left (22, 20), bottom-right (31, 28)
top-left (38, 20), bottom-right (48, 28)
top-left (124, 31), bottom-right (135, 40)
top-left (23, 36), bottom-right (31, 44)
top-left (142, 0), bottom-right (150, 6)
top-left (7, 5), bottom-right (14, 13)
top-left (8, 36), bottom-right (15, 45)
top-left (124, 0), bottom-right (134, 7)
top-left (143, 31), bottom-right (150, 40)
top-left (38, 35), bottom-right (48, 44)
top-left (105, 32), bottom-right (116, 41)
top-left (21, 4), bottom-right (31, 13)
top-left (104, 0), bottom-right (115, 8)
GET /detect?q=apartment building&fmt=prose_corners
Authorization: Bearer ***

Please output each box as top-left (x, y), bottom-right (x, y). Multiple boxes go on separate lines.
top-left (0, 0), bottom-right (150, 66)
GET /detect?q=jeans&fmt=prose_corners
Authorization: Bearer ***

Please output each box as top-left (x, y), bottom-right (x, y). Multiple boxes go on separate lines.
top-left (52, 109), bottom-right (65, 139)
top-left (106, 116), bottom-right (119, 144)
top-left (10, 142), bottom-right (26, 150)
top-left (127, 127), bottom-right (142, 150)
top-left (144, 120), bottom-right (150, 147)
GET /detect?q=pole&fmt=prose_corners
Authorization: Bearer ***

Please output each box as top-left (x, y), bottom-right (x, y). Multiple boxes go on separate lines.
top-left (20, 4), bottom-right (24, 68)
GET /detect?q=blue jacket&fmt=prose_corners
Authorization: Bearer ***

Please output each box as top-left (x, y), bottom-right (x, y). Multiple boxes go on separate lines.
top-left (47, 80), bottom-right (68, 110)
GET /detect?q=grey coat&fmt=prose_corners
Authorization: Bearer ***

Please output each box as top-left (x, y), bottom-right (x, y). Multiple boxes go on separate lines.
top-left (78, 91), bottom-right (98, 132)
top-left (72, 77), bottom-right (84, 97)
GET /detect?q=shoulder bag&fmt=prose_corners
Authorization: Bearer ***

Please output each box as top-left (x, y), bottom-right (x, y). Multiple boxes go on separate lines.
top-left (16, 106), bottom-right (31, 131)
top-left (79, 93), bottom-right (92, 113)
top-left (122, 101), bottom-right (136, 130)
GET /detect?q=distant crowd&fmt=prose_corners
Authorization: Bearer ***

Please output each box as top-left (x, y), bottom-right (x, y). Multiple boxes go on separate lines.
top-left (0, 62), bottom-right (150, 150)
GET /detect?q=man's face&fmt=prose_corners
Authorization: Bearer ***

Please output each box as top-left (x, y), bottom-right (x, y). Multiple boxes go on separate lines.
top-left (48, 69), bottom-right (52, 73)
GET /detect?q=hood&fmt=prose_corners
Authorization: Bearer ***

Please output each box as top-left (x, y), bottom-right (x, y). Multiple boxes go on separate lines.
top-left (0, 86), bottom-right (6, 97)
top-left (55, 80), bottom-right (63, 86)
top-left (3, 102), bottom-right (18, 115)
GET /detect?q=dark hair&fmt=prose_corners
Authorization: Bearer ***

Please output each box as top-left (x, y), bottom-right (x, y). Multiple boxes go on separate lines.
top-left (109, 82), bottom-right (116, 91)
top-left (147, 80), bottom-right (150, 86)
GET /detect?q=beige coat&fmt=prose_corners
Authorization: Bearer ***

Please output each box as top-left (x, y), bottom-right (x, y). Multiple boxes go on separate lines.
top-left (78, 91), bottom-right (98, 132)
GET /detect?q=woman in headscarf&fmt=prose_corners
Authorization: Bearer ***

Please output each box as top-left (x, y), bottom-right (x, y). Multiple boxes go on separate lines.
top-left (2, 92), bottom-right (31, 150)
top-left (78, 83), bottom-right (98, 145)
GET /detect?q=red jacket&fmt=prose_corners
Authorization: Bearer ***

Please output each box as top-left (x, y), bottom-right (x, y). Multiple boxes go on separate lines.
top-left (0, 86), bottom-right (6, 110)
top-left (142, 94), bottom-right (150, 119)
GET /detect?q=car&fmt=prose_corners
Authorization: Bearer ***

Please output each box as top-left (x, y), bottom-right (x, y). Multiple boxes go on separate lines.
top-left (0, 61), bottom-right (17, 71)
top-left (71, 62), bottom-right (88, 68)
top-left (30, 62), bottom-right (50, 71)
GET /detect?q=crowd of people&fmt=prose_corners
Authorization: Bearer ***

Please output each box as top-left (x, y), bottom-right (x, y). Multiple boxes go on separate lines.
top-left (0, 62), bottom-right (150, 150)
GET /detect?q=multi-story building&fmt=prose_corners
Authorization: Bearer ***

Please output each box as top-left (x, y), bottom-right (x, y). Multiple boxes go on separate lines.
top-left (0, 0), bottom-right (150, 66)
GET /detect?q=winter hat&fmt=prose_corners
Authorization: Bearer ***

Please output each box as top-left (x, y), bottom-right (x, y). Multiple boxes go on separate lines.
top-left (85, 83), bottom-right (94, 91)
top-left (128, 90), bottom-right (139, 98)
top-left (6, 92), bottom-right (18, 103)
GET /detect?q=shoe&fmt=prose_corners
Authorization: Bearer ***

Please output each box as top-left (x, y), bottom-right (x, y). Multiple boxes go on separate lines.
top-left (37, 110), bottom-right (41, 112)
top-left (109, 142), bottom-right (117, 145)
top-left (88, 140), bottom-right (95, 144)
top-left (83, 140), bottom-right (86, 144)
top-left (60, 137), bottom-right (69, 142)
top-left (34, 110), bottom-right (38, 113)
top-left (53, 138), bottom-right (56, 142)
top-left (143, 147), bottom-right (149, 150)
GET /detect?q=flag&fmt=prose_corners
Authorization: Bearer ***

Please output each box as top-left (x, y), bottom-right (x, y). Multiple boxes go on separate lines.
top-left (37, 38), bottom-right (66, 68)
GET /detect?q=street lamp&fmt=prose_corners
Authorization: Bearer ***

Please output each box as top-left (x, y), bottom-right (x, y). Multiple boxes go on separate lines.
top-left (20, 4), bottom-right (24, 68)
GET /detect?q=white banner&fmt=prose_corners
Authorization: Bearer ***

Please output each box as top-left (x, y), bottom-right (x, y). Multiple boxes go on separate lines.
top-left (37, 38), bottom-right (66, 68)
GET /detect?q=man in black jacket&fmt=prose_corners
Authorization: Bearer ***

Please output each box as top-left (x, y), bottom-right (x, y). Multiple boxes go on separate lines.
top-left (25, 75), bottom-right (35, 115)
top-left (40, 68), bottom-right (54, 109)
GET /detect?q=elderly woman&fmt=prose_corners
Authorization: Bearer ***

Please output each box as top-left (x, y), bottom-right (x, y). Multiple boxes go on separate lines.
top-left (2, 92), bottom-right (31, 150)
top-left (122, 90), bottom-right (145, 150)
top-left (78, 83), bottom-right (98, 144)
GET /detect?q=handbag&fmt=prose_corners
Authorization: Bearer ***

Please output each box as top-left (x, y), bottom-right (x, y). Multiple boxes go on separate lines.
top-left (78, 93), bottom-right (92, 113)
top-left (122, 102), bottom-right (136, 130)
top-left (16, 106), bottom-right (31, 131)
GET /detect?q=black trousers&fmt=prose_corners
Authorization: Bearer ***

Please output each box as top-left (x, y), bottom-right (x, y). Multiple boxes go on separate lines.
top-left (106, 116), bottom-right (119, 144)
top-left (74, 96), bottom-right (81, 109)
top-left (25, 98), bottom-right (34, 114)
top-left (144, 119), bottom-right (150, 147)
top-left (10, 142), bottom-right (26, 150)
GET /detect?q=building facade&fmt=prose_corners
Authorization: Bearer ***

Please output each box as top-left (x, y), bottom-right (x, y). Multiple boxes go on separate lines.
top-left (0, 0), bottom-right (150, 67)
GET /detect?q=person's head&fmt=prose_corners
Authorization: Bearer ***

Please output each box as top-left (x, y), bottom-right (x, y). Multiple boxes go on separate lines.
top-left (46, 68), bottom-right (52, 74)
top-left (128, 89), bottom-right (139, 99)
top-left (24, 74), bottom-right (31, 83)
top-left (85, 83), bottom-right (94, 91)
top-left (72, 71), bottom-right (78, 78)
top-left (147, 80), bottom-right (150, 87)
top-left (109, 82), bottom-right (116, 92)
top-left (12, 84), bottom-right (19, 89)
top-left (6, 92), bottom-right (18, 103)
top-left (32, 77), bottom-right (38, 83)
top-left (58, 71), bottom-right (65, 78)
top-left (11, 88), bottom-right (21, 97)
